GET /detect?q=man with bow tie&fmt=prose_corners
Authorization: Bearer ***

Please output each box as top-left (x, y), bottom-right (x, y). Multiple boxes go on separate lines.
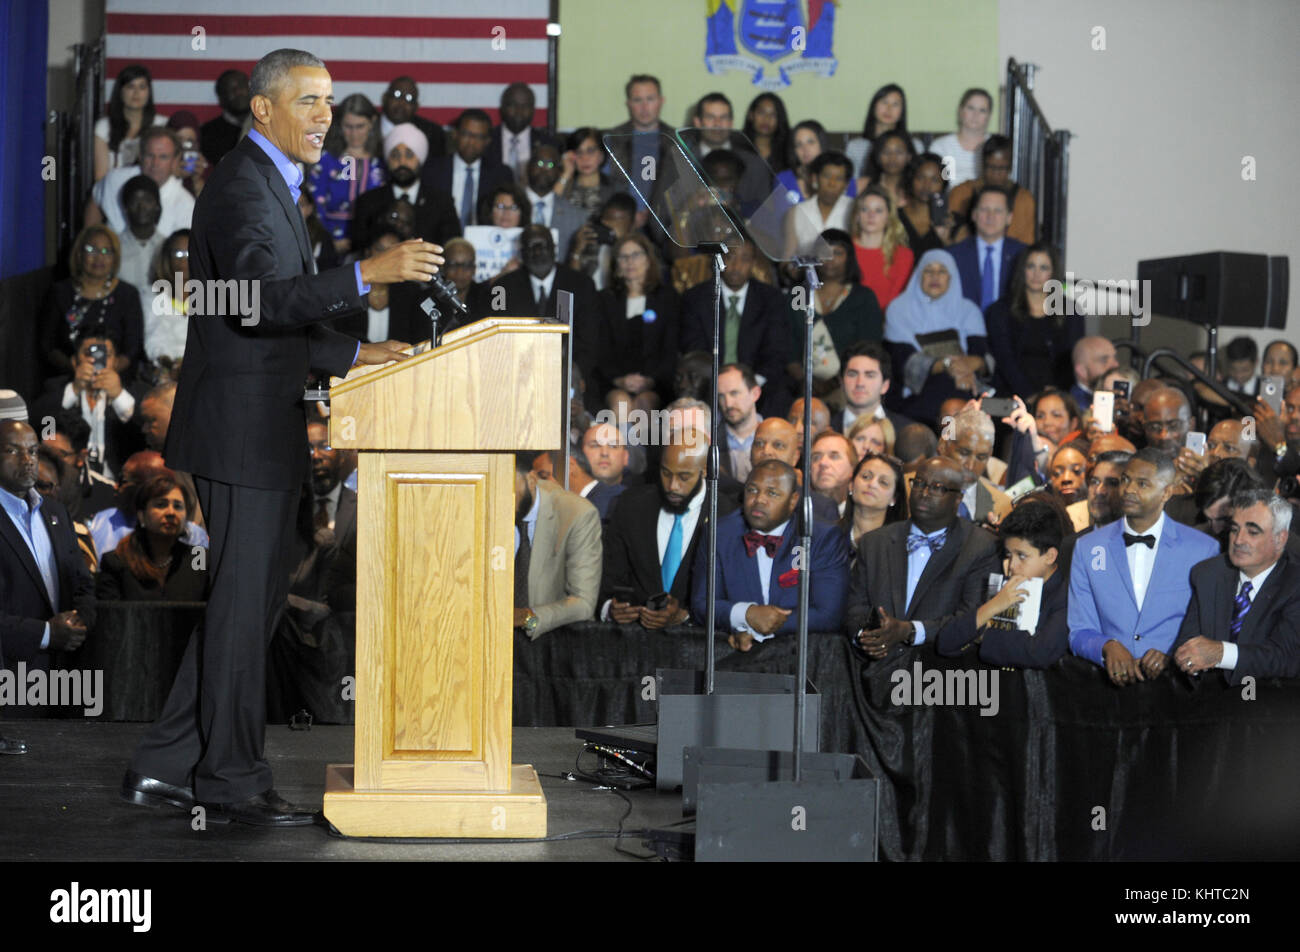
top-left (1068, 448), bottom-right (1219, 686)
top-left (692, 459), bottom-right (849, 652)
top-left (847, 457), bottom-right (1000, 660)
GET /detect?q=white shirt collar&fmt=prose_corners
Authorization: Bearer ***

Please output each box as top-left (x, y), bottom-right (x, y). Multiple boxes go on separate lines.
top-left (393, 179), bottom-right (421, 203)
top-left (723, 281), bottom-right (749, 313)
top-left (531, 268), bottom-right (557, 298)
top-left (1123, 511), bottom-right (1166, 544)
top-left (1240, 558), bottom-right (1280, 592)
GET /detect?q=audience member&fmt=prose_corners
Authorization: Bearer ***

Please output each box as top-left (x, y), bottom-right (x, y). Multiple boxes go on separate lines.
top-left (94, 63), bottom-right (165, 181)
top-left (1030, 387), bottom-right (1083, 455)
top-left (560, 127), bottom-right (618, 213)
top-left (845, 83), bottom-right (922, 178)
top-left (115, 175), bottom-right (165, 296)
top-left (809, 430), bottom-right (857, 518)
top-left (936, 496), bottom-right (1069, 667)
top-left (308, 93), bottom-right (387, 254)
top-left (88, 450), bottom-right (207, 557)
top-left (428, 109), bottom-right (512, 229)
top-left (857, 130), bottom-right (916, 212)
top-left (513, 451), bottom-right (601, 639)
top-left (579, 423), bottom-right (629, 520)
top-left (784, 152), bottom-right (854, 258)
top-left (742, 92), bottom-right (791, 172)
top-left (34, 444), bottom-right (98, 573)
top-left (1262, 339), bottom-right (1298, 380)
top-left (569, 192), bottom-right (637, 291)
top-left (378, 76), bottom-right (447, 168)
top-left (41, 225), bottom-right (145, 378)
top-left (787, 396), bottom-right (832, 451)
top-left (0, 421), bottom-right (96, 700)
top-left (898, 153), bottom-right (954, 257)
top-left (895, 422), bottom-right (939, 469)
top-left (938, 406), bottom-right (1012, 524)
top-left (352, 123), bottom-right (460, 253)
top-left (1082, 449), bottom-right (1133, 531)
top-left (847, 456), bottom-right (1000, 659)
top-left (601, 438), bottom-right (735, 628)
top-left (850, 187), bottom-right (914, 311)
top-left (841, 450), bottom-right (908, 547)
top-left (847, 414), bottom-right (896, 460)
top-left (832, 341), bottom-right (913, 435)
top-left (947, 184), bottom-right (1027, 311)
top-left (96, 472), bottom-right (207, 601)
top-left (1069, 336), bottom-right (1120, 411)
top-left (1170, 457), bottom-right (1264, 544)
top-left (39, 410), bottom-right (118, 520)
top-left (165, 111), bottom-right (209, 200)
top-left (593, 233), bottom-right (679, 410)
top-left (603, 74), bottom-right (673, 218)
top-left (88, 128), bottom-right (194, 239)
top-left (948, 135), bottom-right (1037, 244)
top-left (790, 230), bottom-right (885, 392)
top-left (1142, 386), bottom-right (1193, 457)
top-left (1172, 490), bottom-right (1300, 682)
top-left (1067, 448), bottom-right (1220, 685)
top-left (778, 120), bottom-right (857, 203)
top-left (693, 459), bottom-right (850, 651)
top-left (717, 364), bottom-right (763, 482)
top-left (492, 82), bottom-right (555, 181)
top-left (928, 88), bottom-right (993, 188)
top-left (749, 417), bottom-right (839, 523)
top-left (1048, 442), bottom-right (1090, 530)
top-left (143, 230), bottom-right (191, 368)
top-left (200, 70), bottom-right (251, 167)
top-left (984, 243), bottom-right (1081, 397)
top-left (1222, 336), bottom-right (1260, 396)
top-left (525, 143), bottom-right (585, 259)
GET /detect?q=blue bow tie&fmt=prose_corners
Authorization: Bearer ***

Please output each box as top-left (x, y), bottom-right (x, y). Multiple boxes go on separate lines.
top-left (906, 530), bottom-right (946, 554)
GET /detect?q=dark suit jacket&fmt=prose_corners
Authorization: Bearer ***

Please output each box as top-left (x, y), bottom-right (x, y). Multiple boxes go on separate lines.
top-left (407, 115), bottom-right (448, 170)
top-left (325, 484), bottom-right (358, 613)
top-left (331, 282), bottom-right (432, 345)
top-left (95, 540), bottom-right (209, 601)
top-left (350, 176), bottom-right (461, 253)
top-left (30, 379), bottom-right (146, 477)
top-left (935, 564), bottom-right (1069, 669)
top-left (0, 494), bottom-right (96, 675)
top-left (680, 279), bottom-right (791, 418)
top-left (1171, 553), bottom-right (1300, 685)
top-left (603, 119), bottom-right (675, 206)
top-left (949, 236), bottom-right (1027, 309)
top-left (846, 518), bottom-right (1000, 656)
top-left (600, 483), bottom-right (738, 613)
top-left (691, 508), bottom-right (851, 635)
top-left (982, 297), bottom-right (1082, 398)
top-left (164, 136), bottom-right (362, 492)
top-left (490, 125), bottom-right (556, 174)
top-left (594, 284), bottom-right (681, 397)
top-left (585, 481), bottom-right (625, 523)
top-left (426, 155), bottom-right (515, 228)
top-left (479, 265), bottom-right (600, 402)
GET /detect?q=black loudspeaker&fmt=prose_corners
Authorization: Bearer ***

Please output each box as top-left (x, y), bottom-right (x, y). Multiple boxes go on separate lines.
top-left (1137, 251), bottom-right (1288, 330)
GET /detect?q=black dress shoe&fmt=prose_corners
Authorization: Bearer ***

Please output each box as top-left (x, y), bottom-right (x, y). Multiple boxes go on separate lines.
top-left (0, 736), bottom-right (28, 755)
top-left (121, 770), bottom-right (195, 810)
top-left (202, 789), bottom-right (317, 827)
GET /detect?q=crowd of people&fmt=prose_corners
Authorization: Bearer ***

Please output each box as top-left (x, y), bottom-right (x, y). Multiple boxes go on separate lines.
top-left (4, 63), bottom-right (1300, 741)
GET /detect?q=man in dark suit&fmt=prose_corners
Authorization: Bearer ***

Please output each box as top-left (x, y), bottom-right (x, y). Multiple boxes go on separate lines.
top-left (680, 242), bottom-right (791, 419)
top-left (578, 422), bottom-right (628, 522)
top-left (200, 70), bottom-right (250, 167)
top-left (121, 49), bottom-right (440, 826)
top-left (491, 82), bottom-right (556, 182)
top-left (0, 421), bottom-right (96, 736)
top-left (832, 342), bottom-right (915, 436)
top-left (333, 230), bottom-right (432, 345)
top-left (947, 185), bottom-right (1026, 311)
top-left (481, 224), bottom-right (600, 397)
top-left (428, 110), bottom-right (515, 230)
top-left (601, 436), bottom-right (734, 628)
top-left (849, 456), bottom-right (1001, 659)
top-left (750, 417), bottom-right (839, 523)
top-left (524, 143), bottom-right (586, 262)
top-left (350, 124), bottom-right (461, 255)
top-left (378, 76), bottom-right (447, 172)
top-left (692, 459), bottom-right (850, 651)
top-left (603, 74), bottom-right (673, 224)
top-left (1173, 491), bottom-right (1300, 684)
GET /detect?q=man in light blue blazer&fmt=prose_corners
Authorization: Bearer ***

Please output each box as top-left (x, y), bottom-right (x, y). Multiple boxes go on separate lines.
top-left (692, 459), bottom-right (850, 651)
top-left (1069, 447), bottom-right (1220, 686)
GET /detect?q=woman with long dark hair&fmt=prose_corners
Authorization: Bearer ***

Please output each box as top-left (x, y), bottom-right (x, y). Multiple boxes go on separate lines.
top-left (94, 64), bottom-right (165, 181)
top-left (898, 152), bottom-right (955, 257)
top-left (594, 232), bottom-right (679, 412)
top-left (308, 93), bottom-right (387, 255)
top-left (984, 242), bottom-right (1081, 397)
top-left (845, 84), bottom-right (923, 181)
top-left (776, 119), bottom-right (859, 204)
top-left (559, 127), bottom-right (617, 213)
top-left (858, 129), bottom-right (916, 212)
top-left (742, 92), bottom-right (792, 173)
top-left (96, 472), bottom-right (208, 601)
top-left (840, 451), bottom-right (908, 550)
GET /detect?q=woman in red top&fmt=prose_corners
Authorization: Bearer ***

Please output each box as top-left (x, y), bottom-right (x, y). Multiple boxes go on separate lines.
top-left (851, 186), bottom-right (914, 311)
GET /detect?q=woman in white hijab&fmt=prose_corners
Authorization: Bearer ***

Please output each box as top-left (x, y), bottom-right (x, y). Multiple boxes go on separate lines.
top-left (883, 248), bottom-right (991, 416)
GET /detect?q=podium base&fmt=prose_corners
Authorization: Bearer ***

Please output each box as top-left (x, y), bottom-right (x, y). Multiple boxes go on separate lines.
top-left (323, 763), bottom-right (547, 838)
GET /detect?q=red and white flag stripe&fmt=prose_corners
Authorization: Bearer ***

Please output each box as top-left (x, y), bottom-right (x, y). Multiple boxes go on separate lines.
top-left (105, 0), bottom-right (551, 126)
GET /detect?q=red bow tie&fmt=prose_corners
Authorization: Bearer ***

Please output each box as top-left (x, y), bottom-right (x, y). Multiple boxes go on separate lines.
top-left (743, 530), bottom-right (783, 558)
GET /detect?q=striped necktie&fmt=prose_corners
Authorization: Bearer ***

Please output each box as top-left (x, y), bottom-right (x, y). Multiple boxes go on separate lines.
top-left (1229, 580), bottom-right (1252, 641)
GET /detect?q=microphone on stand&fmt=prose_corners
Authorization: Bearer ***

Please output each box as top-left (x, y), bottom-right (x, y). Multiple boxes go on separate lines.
top-left (416, 270), bottom-right (469, 351)
top-left (424, 271), bottom-right (469, 317)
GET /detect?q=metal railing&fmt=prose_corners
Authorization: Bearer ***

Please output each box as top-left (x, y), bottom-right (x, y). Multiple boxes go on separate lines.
top-left (1114, 341), bottom-right (1255, 431)
top-left (51, 39), bottom-right (104, 263)
top-left (1004, 58), bottom-right (1071, 262)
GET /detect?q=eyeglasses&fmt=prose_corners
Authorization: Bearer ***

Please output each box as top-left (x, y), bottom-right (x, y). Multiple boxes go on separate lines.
top-left (616, 250), bottom-right (646, 263)
top-left (531, 159), bottom-right (558, 169)
top-left (1143, 420), bottom-right (1183, 435)
top-left (493, 203), bottom-right (520, 212)
top-left (386, 91), bottom-right (416, 103)
top-left (169, 250), bottom-right (189, 259)
top-left (911, 478), bottom-right (961, 496)
top-left (83, 244), bottom-right (113, 256)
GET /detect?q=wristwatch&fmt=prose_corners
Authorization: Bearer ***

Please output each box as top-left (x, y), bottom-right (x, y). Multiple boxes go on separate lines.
top-left (521, 609), bottom-right (539, 634)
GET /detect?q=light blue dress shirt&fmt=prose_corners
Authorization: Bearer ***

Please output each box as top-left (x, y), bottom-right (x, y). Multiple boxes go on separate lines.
top-left (0, 486), bottom-right (60, 648)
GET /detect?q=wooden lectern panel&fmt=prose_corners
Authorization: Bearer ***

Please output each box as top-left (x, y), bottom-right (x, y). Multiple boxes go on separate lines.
top-left (353, 452), bottom-right (513, 792)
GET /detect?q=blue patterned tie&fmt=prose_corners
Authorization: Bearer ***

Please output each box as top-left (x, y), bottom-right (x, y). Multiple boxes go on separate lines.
top-left (461, 166), bottom-right (476, 227)
top-left (1229, 580), bottom-right (1252, 642)
top-left (906, 529), bottom-right (946, 554)
top-left (981, 245), bottom-right (995, 309)
top-left (661, 514), bottom-right (683, 593)
top-left (957, 501), bottom-right (973, 521)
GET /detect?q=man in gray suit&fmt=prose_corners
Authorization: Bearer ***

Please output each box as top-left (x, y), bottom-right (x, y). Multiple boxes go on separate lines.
top-left (513, 451), bottom-right (602, 639)
top-left (524, 143), bottom-right (586, 261)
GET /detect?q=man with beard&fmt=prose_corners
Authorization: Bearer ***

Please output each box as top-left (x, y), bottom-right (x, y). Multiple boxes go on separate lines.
top-left (523, 143), bottom-right (585, 261)
top-left (1084, 450), bottom-right (1131, 529)
top-left (201, 70), bottom-right (251, 167)
top-left (718, 363), bottom-right (762, 482)
top-left (513, 450), bottom-right (602, 639)
top-left (481, 225), bottom-right (599, 398)
top-left (1068, 448), bottom-right (1219, 686)
top-left (351, 123), bottom-right (460, 254)
top-left (600, 436), bottom-right (734, 628)
top-left (693, 459), bottom-right (849, 651)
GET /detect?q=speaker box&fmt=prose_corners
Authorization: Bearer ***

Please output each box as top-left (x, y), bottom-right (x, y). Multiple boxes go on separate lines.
top-left (1137, 251), bottom-right (1288, 329)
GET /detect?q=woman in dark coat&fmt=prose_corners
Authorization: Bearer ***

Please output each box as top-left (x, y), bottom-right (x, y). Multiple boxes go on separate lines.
top-left (96, 471), bottom-right (208, 601)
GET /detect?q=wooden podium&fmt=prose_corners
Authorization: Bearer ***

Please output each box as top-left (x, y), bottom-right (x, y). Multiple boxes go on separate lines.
top-left (321, 318), bottom-right (564, 837)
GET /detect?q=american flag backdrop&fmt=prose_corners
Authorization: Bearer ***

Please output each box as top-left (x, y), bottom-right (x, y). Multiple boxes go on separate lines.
top-left (104, 0), bottom-right (553, 127)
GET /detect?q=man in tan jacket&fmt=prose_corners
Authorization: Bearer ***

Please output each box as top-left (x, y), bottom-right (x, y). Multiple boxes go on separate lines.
top-left (513, 451), bottom-right (602, 638)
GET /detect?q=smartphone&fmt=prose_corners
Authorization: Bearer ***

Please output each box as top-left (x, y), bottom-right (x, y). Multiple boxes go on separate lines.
top-left (646, 592), bottom-right (670, 612)
top-left (592, 222), bottom-right (616, 246)
top-left (1092, 391), bottom-right (1115, 433)
top-left (610, 585), bottom-right (635, 604)
top-left (929, 191), bottom-right (949, 225)
top-left (182, 149), bottom-right (199, 175)
top-left (1111, 379), bottom-right (1131, 401)
top-left (87, 342), bottom-right (108, 372)
top-left (1185, 431), bottom-right (1207, 456)
top-left (1261, 375), bottom-right (1285, 414)
top-left (867, 605), bottom-right (883, 630)
top-left (981, 396), bottom-right (1017, 419)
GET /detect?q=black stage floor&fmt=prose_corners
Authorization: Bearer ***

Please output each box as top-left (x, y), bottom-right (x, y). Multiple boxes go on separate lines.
top-left (0, 722), bottom-right (685, 862)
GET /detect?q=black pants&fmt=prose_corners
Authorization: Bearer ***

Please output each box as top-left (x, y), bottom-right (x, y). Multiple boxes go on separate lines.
top-left (129, 477), bottom-right (299, 803)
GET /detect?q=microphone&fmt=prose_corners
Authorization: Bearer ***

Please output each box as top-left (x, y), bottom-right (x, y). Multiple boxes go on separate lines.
top-left (423, 271), bottom-right (468, 316)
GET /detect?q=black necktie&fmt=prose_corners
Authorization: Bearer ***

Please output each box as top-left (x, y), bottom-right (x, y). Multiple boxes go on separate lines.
top-left (514, 520), bottom-right (531, 608)
top-left (1123, 532), bottom-right (1155, 549)
top-left (535, 283), bottom-right (549, 317)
